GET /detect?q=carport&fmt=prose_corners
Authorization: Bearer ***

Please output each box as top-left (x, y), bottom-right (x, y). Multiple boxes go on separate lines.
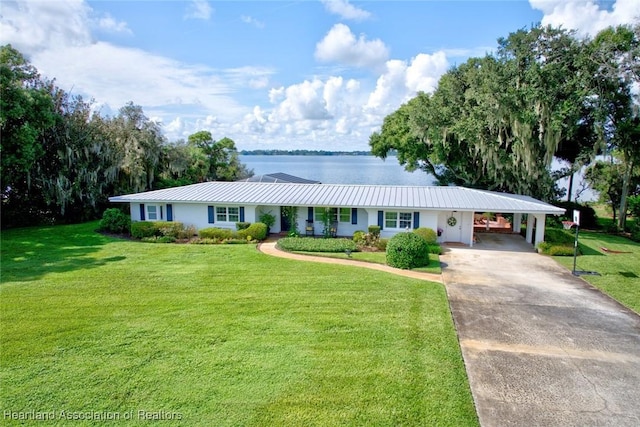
top-left (436, 189), bottom-right (566, 248)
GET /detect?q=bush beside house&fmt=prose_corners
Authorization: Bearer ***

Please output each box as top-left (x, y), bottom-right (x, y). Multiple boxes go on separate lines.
top-left (386, 232), bottom-right (430, 269)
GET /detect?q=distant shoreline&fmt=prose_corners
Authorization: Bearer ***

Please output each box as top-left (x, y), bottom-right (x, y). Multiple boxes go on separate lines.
top-left (240, 150), bottom-right (373, 156)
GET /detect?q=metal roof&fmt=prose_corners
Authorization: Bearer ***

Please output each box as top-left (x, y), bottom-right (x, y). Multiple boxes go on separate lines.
top-left (109, 182), bottom-right (565, 214)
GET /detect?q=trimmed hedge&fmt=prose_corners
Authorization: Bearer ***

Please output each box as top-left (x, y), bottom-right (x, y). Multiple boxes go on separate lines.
top-left (199, 227), bottom-right (234, 240)
top-left (277, 237), bottom-right (358, 253)
top-left (386, 232), bottom-right (429, 269)
top-left (237, 222), bottom-right (268, 241)
top-left (413, 227), bottom-right (437, 245)
top-left (538, 228), bottom-right (579, 256)
top-left (131, 221), bottom-right (160, 239)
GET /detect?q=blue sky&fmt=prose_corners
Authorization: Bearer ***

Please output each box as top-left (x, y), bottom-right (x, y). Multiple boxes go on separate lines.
top-left (1, 1), bottom-right (638, 151)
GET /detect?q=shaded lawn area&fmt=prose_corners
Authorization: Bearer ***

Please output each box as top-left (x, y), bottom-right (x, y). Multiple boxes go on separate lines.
top-left (1, 222), bottom-right (477, 426)
top-left (291, 251), bottom-right (442, 275)
top-left (552, 230), bottom-right (640, 314)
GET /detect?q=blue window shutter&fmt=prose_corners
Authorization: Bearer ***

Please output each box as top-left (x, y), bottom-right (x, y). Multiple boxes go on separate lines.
top-left (377, 210), bottom-right (384, 229)
top-left (139, 204), bottom-right (145, 221)
top-left (308, 207), bottom-right (314, 221)
top-left (240, 207), bottom-right (245, 222)
top-left (208, 206), bottom-right (215, 223)
top-left (413, 212), bottom-right (420, 229)
top-left (160, 206), bottom-right (163, 220)
top-left (351, 208), bottom-right (358, 225)
top-left (167, 204), bottom-right (173, 222)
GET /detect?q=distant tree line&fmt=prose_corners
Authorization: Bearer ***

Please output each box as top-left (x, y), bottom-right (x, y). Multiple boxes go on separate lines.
top-left (0, 45), bottom-right (252, 228)
top-left (370, 23), bottom-right (640, 230)
top-left (240, 149), bottom-right (371, 156)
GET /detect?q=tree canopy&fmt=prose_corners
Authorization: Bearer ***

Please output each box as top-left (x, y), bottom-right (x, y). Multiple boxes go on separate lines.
top-left (370, 23), bottom-right (639, 209)
top-left (0, 45), bottom-right (253, 228)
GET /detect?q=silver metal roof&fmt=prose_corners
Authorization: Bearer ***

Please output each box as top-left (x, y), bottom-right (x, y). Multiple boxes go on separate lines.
top-left (109, 182), bottom-right (565, 214)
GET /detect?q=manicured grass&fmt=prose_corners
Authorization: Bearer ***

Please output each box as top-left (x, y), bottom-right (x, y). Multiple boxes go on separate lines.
top-left (551, 230), bottom-right (640, 314)
top-left (293, 251), bottom-right (442, 274)
top-left (1, 222), bottom-right (477, 426)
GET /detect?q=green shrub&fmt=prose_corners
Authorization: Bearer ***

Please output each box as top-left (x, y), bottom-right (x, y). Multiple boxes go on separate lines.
top-left (277, 237), bottom-right (358, 253)
top-left (544, 228), bottom-right (575, 245)
top-left (237, 222), bottom-right (268, 241)
top-left (368, 225), bottom-right (381, 237)
top-left (155, 221), bottom-right (186, 238)
top-left (236, 222), bottom-right (250, 230)
top-left (199, 227), bottom-right (234, 240)
top-left (547, 245), bottom-right (575, 256)
top-left (537, 241), bottom-right (552, 253)
top-left (99, 208), bottom-right (130, 234)
top-left (376, 238), bottom-right (388, 251)
top-left (258, 210), bottom-right (276, 232)
top-left (428, 245), bottom-right (442, 255)
top-left (386, 232), bottom-right (429, 269)
top-left (630, 224), bottom-right (640, 243)
top-left (131, 221), bottom-right (160, 239)
top-left (413, 227), bottom-right (437, 245)
top-left (353, 230), bottom-right (367, 246)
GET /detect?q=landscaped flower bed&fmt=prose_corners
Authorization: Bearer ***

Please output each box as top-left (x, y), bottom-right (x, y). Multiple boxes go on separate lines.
top-left (276, 237), bottom-right (358, 252)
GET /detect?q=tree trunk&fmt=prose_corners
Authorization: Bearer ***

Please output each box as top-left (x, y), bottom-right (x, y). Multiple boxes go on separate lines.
top-left (567, 172), bottom-right (574, 202)
top-left (618, 157), bottom-right (633, 231)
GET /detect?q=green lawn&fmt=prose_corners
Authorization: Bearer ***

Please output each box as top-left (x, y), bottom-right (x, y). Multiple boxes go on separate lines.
top-left (552, 230), bottom-right (640, 314)
top-left (0, 222), bottom-right (477, 426)
top-left (292, 251), bottom-right (442, 274)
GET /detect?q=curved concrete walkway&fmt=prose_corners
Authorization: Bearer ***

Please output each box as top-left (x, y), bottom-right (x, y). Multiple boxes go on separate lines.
top-left (257, 241), bottom-right (443, 283)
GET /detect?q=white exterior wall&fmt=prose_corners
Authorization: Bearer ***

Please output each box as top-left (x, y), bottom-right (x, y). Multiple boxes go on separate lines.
top-left (295, 208), bottom-right (368, 237)
top-left (129, 202), bottom-right (474, 244)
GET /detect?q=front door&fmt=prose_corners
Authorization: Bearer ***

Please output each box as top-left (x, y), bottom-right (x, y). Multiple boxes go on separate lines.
top-left (444, 212), bottom-right (463, 242)
top-left (280, 206), bottom-right (291, 232)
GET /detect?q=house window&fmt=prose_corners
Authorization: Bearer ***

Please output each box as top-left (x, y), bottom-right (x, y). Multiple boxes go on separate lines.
top-left (385, 211), bottom-right (413, 229)
top-left (216, 206), bottom-right (239, 222)
top-left (339, 208), bottom-right (350, 223)
top-left (315, 208), bottom-right (351, 223)
top-left (147, 205), bottom-right (158, 221)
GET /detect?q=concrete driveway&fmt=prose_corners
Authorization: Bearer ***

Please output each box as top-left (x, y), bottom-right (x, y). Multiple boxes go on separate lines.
top-left (441, 233), bottom-right (640, 427)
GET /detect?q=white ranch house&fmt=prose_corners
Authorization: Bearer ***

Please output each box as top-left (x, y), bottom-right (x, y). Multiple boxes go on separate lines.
top-left (109, 181), bottom-right (565, 247)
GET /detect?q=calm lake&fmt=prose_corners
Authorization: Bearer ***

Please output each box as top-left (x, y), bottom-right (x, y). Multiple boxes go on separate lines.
top-left (239, 155), bottom-right (436, 186)
top-left (239, 154), bottom-right (594, 201)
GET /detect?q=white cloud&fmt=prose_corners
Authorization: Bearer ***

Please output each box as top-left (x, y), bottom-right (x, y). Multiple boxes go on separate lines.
top-left (240, 15), bottom-right (265, 29)
top-left (321, 0), bottom-right (371, 21)
top-left (94, 13), bottom-right (132, 34)
top-left (184, 0), bottom-right (213, 21)
top-left (0, 0), bottom-right (92, 53)
top-left (366, 53), bottom-right (449, 115)
top-left (315, 23), bottom-right (389, 69)
top-left (269, 79), bottom-right (333, 121)
top-left (529, 0), bottom-right (640, 36)
top-left (0, 0), bottom-right (450, 150)
top-left (405, 52), bottom-right (448, 93)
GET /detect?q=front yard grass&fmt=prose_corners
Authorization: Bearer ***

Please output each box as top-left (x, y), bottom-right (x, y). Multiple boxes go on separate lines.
top-left (292, 250), bottom-right (442, 275)
top-left (1, 222), bottom-right (477, 426)
top-left (551, 230), bottom-right (640, 314)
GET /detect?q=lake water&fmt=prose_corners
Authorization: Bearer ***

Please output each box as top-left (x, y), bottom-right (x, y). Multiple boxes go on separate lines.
top-left (239, 154), bottom-right (596, 201)
top-left (239, 155), bottom-right (436, 186)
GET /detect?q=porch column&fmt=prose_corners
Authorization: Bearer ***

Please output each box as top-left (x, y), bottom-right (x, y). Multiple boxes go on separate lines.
top-left (513, 213), bottom-right (522, 233)
top-left (525, 214), bottom-right (534, 244)
top-left (534, 214), bottom-right (546, 247)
